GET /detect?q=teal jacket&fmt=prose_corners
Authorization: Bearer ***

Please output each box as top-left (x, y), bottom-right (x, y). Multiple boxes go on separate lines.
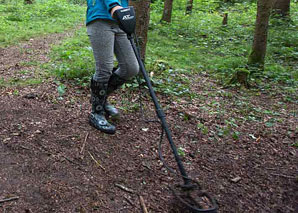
top-left (86, 0), bottom-right (129, 25)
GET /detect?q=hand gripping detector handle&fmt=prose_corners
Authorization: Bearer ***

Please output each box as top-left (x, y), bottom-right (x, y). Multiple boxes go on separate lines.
top-left (114, 6), bottom-right (136, 36)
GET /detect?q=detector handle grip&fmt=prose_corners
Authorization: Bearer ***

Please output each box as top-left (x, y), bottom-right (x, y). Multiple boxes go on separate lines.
top-left (114, 6), bottom-right (136, 36)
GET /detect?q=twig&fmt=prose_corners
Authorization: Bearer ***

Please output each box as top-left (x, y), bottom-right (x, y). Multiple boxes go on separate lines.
top-left (61, 155), bottom-right (80, 166)
top-left (266, 168), bottom-right (277, 171)
top-left (40, 92), bottom-right (46, 99)
top-left (59, 135), bottom-right (74, 140)
top-left (138, 195), bottom-right (148, 213)
top-left (118, 206), bottom-right (130, 213)
top-left (271, 173), bottom-right (296, 179)
top-left (114, 183), bottom-right (135, 194)
top-left (0, 196), bottom-right (19, 204)
top-left (19, 145), bottom-right (30, 150)
top-left (88, 151), bottom-right (106, 172)
top-left (202, 166), bottom-right (212, 172)
top-left (114, 184), bottom-right (148, 213)
top-left (124, 195), bottom-right (135, 207)
top-left (142, 162), bottom-right (151, 171)
top-left (80, 132), bottom-right (89, 154)
top-left (0, 89), bottom-right (9, 96)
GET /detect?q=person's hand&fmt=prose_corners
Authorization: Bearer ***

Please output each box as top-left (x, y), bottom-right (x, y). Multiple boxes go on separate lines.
top-left (111, 6), bottom-right (123, 17)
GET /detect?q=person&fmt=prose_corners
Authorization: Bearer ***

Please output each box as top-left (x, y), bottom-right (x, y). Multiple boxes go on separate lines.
top-left (86, 0), bottom-right (139, 134)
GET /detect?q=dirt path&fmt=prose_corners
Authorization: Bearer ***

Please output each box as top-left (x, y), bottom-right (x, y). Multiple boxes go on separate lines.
top-left (0, 33), bottom-right (297, 213)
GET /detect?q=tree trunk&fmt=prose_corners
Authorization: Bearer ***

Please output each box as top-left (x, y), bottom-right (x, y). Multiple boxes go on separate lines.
top-left (229, 68), bottom-right (250, 88)
top-left (248, 0), bottom-right (274, 67)
top-left (24, 0), bottom-right (34, 4)
top-left (161, 0), bottom-right (173, 23)
top-left (130, 0), bottom-right (151, 61)
top-left (186, 0), bottom-right (193, 15)
top-left (272, 0), bottom-right (290, 17)
top-left (222, 13), bottom-right (228, 25)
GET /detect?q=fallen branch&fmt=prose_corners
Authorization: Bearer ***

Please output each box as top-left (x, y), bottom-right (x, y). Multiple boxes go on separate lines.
top-left (114, 183), bottom-right (135, 194)
top-left (271, 173), bottom-right (296, 179)
top-left (138, 195), bottom-right (148, 213)
top-left (0, 196), bottom-right (19, 204)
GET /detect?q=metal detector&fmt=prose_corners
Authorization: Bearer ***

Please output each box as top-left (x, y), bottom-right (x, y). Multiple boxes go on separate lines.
top-left (114, 7), bottom-right (218, 213)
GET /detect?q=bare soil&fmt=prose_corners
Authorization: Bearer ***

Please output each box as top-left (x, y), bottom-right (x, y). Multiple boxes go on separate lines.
top-left (0, 33), bottom-right (297, 213)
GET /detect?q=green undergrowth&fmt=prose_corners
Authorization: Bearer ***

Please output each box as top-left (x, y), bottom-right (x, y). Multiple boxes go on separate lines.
top-left (45, 27), bottom-right (93, 87)
top-left (148, 0), bottom-right (297, 94)
top-left (0, 77), bottom-right (43, 88)
top-left (45, 0), bottom-right (297, 101)
top-left (0, 0), bottom-right (85, 47)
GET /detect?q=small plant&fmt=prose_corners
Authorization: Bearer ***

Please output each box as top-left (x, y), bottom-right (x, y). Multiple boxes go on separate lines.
top-left (197, 123), bottom-right (208, 135)
top-left (232, 131), bottom-right (240, 140)
top-left (177, 147), bottom-right (186, 157)
top-left (13, 89), bottom-right (19, 96)
top-left (57, 82), bottom-right (67, 98)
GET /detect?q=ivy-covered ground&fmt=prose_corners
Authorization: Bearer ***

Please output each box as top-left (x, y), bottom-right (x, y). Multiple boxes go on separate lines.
top-left (0, 0), bottom-right (297, 212)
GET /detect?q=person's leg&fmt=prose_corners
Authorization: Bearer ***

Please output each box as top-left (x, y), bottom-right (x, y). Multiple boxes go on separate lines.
top-left (87, 20), bottom-right (115, 82)
top-left (114, 28), bottom-right (139, 80)
top-left (87, 20), bottom-right (116, 134)
top-left (104, 26), bottom-right (139, 118)
top-left (105, 27), bottom-right (139, 102)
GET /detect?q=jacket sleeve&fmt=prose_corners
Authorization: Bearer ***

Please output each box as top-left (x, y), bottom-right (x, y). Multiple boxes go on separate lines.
top-left (104, 0), bottom-right (121, 13)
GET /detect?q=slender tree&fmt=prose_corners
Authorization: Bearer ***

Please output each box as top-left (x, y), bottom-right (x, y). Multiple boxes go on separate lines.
top-left (186, 0), bottom-right (193, 15)
top-left (161, 0), bottom-right (173, 22)
top-left (222, 13), bottom-right (228, 25)
top-left (248, 0), bottom-right (274, 67)
top-left (272, 0), bottom-right (291, 17)
top-left (130, 0), bottom-right (151, 60)
top-left (24, 0), bottom-right (34, 4)
top-left (230, 0), bottom-right (274, 88)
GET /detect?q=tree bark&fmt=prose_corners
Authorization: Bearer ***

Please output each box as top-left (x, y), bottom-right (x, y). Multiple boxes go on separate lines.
top-left (130, 0), bottom-right (151, 60)
top-left (248, 0), bottom-right (274, 67)
top-left (186, 0), bottom-right (193, 15)
top-left (161, 0), bottom-right (173, 23)
top-left (24, 0), bottom-right (34, 4)
top-left (272, 0), bottom-right (290, 17)
top-left (222, 13), bottom-right (228, 25)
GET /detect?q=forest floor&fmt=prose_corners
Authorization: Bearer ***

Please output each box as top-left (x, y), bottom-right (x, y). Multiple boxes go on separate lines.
top-left (0, 31), bottom-right (297, 213)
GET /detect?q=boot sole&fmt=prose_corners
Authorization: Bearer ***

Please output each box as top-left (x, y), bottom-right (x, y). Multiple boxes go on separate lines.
top-left (89, 120), bottom-right (116, 135)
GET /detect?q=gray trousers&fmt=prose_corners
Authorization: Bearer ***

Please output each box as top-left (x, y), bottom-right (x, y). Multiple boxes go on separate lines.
top-left (87, 19), bottom-right (139, 83)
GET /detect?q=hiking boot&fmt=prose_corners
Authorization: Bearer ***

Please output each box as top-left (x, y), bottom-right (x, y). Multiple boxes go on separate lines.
top-left (89, 78), bottom-right (116, 134)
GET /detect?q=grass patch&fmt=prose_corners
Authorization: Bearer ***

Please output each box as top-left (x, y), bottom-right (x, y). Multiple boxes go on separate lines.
top-left (45, 27), bottom-right (94, 86)
top-left (0, 77), bottom-right (43, 88)
top-left (0, 0), bottom-right (85, 47)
